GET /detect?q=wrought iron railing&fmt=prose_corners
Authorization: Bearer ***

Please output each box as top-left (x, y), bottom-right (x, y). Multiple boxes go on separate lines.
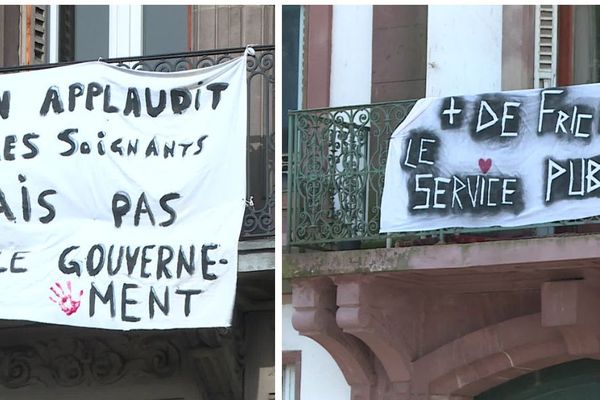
top-left (288, 101), bottom-right (415, 247)
top-left (288, 100), bottom-right (600, 249)
top-left (0, 46), bottom-right (275, 241)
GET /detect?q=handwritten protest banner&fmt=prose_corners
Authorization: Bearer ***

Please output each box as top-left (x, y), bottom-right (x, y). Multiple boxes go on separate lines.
top-left (381, 85), bottom-right (600, 232)
top-left (0, 56), bottom-right (246, 329)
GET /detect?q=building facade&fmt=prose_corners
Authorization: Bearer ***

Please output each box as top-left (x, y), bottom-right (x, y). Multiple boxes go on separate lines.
top-left (0, 5), bottom-right (274, 400)
top-left (284, 5), bottom-right (600, 400)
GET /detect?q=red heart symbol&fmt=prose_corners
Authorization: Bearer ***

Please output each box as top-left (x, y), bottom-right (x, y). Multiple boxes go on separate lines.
top-left (479, 158), bottom-right (492, 174)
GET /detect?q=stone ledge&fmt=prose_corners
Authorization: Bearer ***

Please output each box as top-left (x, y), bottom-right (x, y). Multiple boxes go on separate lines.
top-left (238, 238), bottom-right (275, 272)
top-left (283, 233), bottom-right (600, 278)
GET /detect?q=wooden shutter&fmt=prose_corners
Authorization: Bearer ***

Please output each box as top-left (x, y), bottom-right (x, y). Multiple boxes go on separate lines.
top-left (18, 5), bottom-right (49, 65)
top-left (31, 6), bottom-right (48, 64)
top-left (534, 5), bottom-right (558, 88)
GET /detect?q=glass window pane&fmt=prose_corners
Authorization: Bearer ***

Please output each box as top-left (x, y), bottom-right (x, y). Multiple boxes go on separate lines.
top-left (282, 5), bottom-right (302, 155)
top-left (143, 5), bottom-right (189, 55)
top-left (573, 5), bottom-right (600, 84)
top-left (282, 364), bottom-right (296, 400)
top-left (75, 5), bottom-right (109, 60)
top-left (59, 5), bottom-right (109, 62)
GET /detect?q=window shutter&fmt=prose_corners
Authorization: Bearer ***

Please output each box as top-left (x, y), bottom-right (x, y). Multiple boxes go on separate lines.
top-left (534, 5), bottom-right (558, 88)
top-left (30, 6), bottom-right (48, 64)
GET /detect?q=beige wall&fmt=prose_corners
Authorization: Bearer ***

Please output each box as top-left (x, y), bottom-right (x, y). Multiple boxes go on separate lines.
top-left (191, 6), bottom-right (274, 50)
top-left (502, 5), bottom-right (535, 90)
top-left (371, 5), bottom-right (427, 102)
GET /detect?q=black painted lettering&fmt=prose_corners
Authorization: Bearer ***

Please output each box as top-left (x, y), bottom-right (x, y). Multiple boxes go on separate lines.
top-left (39, 87), bottom-right (64, 116)
top-left (107, 245), bottom-right (124, 276)
top-left (157, 246), bottom-right (174, 280)
top-left (112, 191), bottom-right (131, 228)
top-left (145, 88), bottom-right (166, 117)
top-left (10, 251), bottom-right (28, 273)
top-left (3, 135), bottom-right (16, 161)
top-left (20, 174), bottom-right (30, 222)
top-left (193, 135), bottom-right (208, 155)
top-left (201, 244), bottom-right (218, 280)
top-left (175, 289), bottom-right (202, 317)
top-left (103, 85), bottom-right (119, 113)
top-left (57, 128), bottom-right (78, 156)
top-left (126, 246), bottom-right (140, 275)
top-left (89, 282), bottom-right (115, 318)
top-left (85, 82), bottom-right (103, 111)
top-left (0, 91), bottom-right (10, 119)
top-left (38, 190), bottom-right (57, 223)
top-left (121, 283), bottom-right (140, 322)
top-left (134, 192), bottom-right (155, 226)
top-left (0, 189), bottom-right (15, 222)
top-left (86, 244), bottom-right (105, 277)
top-left (145, 138), bottom-right (159, 157)
top-left (124, 88), bottom-right (141, 117)
top-left (22, 133), bottom-right (39, 159)
top-left (140, 245), bottom-right (154, 278)
top-left (170, 88), bottom-right (191, 114)
top-left (68, 83), bottom-right (84, 111)
top-left (159, 193), bottom-right (180, 227)
top-left (206, 82), bottom-right (229, 110)
top-left (177, 245), bottom-right (195, 278)
top-left (58, 246), bottom-right (81, 276)
top-left (149, 287), bottom-right (169, 318)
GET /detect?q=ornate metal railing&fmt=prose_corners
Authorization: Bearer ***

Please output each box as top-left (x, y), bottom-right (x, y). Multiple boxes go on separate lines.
top-left (0, 46), bottom-right (275, 241)
top-left (288, 101), bottom-right (415, 247)
top-left (288, 100), bottom-right (600, 249)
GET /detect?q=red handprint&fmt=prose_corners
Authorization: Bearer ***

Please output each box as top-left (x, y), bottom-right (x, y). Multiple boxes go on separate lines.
top-left (49, 281), bottom-right (83, 316)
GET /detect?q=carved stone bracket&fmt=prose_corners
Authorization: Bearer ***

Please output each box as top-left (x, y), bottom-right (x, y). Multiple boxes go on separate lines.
top-left (292, 277), bottom-right (376, 388)
top-left (290, 274), bottom-right (600, 399)
top-left (334, 277), bottom-right (413, 383)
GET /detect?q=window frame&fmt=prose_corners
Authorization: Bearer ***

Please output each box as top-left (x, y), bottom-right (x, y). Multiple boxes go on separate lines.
top-left (282, 350), bottom-right (302, 400)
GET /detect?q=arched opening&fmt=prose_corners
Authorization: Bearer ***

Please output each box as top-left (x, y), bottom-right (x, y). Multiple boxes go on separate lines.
top-left (476, 359), bottom-right (600, 400)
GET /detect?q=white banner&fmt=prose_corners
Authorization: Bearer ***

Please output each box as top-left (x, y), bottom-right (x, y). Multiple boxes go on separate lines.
top-left (381, 84), bottom-right (600, 232)
top-left (0, 56), bottom-right (247, 330)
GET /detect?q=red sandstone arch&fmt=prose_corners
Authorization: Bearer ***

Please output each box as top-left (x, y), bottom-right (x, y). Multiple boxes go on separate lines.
top-left (292, 278), bottom-right (600, 399)
top-left (413, 312), bottom-right (600, 398)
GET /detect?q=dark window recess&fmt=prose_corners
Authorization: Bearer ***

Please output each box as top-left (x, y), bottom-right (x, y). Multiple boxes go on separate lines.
top-left (59, 5), bottom-right (75, 62)
top-left (0, 6), bottom-right (20, 67)
top-left (282, 5), bottom-right (301, 156)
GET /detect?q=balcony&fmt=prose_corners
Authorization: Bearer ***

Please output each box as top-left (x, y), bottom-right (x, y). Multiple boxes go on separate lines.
top-left (287, 100), bottom-right (600, 251)
top-left (0, 46), bottom-right (275, 242)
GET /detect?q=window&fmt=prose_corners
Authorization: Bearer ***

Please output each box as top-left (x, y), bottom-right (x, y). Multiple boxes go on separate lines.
top-left (59, 5), bottom-right (190, 61)
top-left (59, 5), bottom-right (109, 62)
top-left (282, 6), bottom-right (303, 155)
top-left (572, 6), bottom-right (600, 84)
top-left (282, 351), bottom-right (301, 400)
top-left (557, 5), bottom-right (600, 86)
top-left (143, 6), bottom-right (189, 55)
